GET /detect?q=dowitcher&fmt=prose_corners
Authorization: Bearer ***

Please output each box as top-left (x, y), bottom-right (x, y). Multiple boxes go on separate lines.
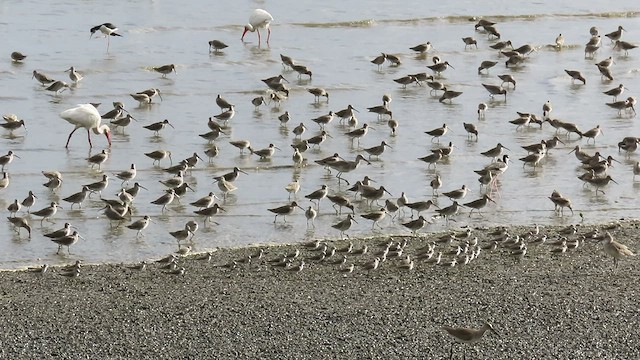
top-left (595, 64), bottom-right (613, 81)
top-left (215, 94), bottom-right (234, 111)
top-left (31, 202), bottom-right (61, 225)
top-left (249, 143), bottom-right (280, 159)
top-left (304, 184), bottom-right (328, 209)
top-left (83, 174), bottom-right (110, 196)
top-left (425, 123), bottom-right (450, 142)
top-left (581, 125), bottom-right (603, 143)
top-left (291, 64), bottom-right (312, 79)
top-left (478, 60), bottom-right (498, 74)
top-left (489, 40), bottom-right (512, 52)
top-left (361, 208), bottom-right (387, 230)
top-left (229, 140), bottom-right (251, 154)
top-left (549, 193), bottom-right (573, 216)
top-left (194, 204), bottom-right (225, 224)
top-left (326, 154), bottom-right (371, 184)
top-left (482, 83), bottom-right (507, 100)
top-left (564, 69), bottom-right (587, 85)
top-left (150, 189), bottom-right (177, 212)
top-left (393, 75), bottom-right (419, 88)
top-left (51, 231), bottom-right (82, 254)
top-left (65, 66), bottom-right (83, 83)
top-left (404, 200), bottom-right (438, 218)
top-left (143, 119), bottom-right (174, 135)
top-left (442, 321), bottom-right (499, 360)
top-left (519, 150), bottom-right (546, 169)
top-left (497, 74), bottom-right (516, 90)
top-left (463, 122), bottom-right (478, 140)
top-left (152, 64), bottom-right (176, 77)
top-left (614, 40), bottom-right (638, 56)
top-left (268, 201), bottom-right (304, 223)
top-left (401, 216), bottom-right (430, 234)
top-left (285, 179), bottom-right (300, 200)
top-left (32, 70), bottom-right (55, 85)
top-left (214, 106), bottom-right (235, 124)
top-left (384, 53), bottom-right (401, 66)
top-left (439, 88), bottom-right (463, 103)
top-left (311, 111), bottom-right (335, 129)
top-left (308, 88), bottom-right (329, 103)
top-left (145, 150), bottom-right (172, 166)
top-left (208, 40), bottom-right (228, 52)
top-left (362, 141), bottom-right (392, 160)
top-left (601, 232), bottom-right (636, 270)
top-left (462, 37), bottom-right (478, 49)
top-left (463, 194), bottom-right (496, 217)
top-left (427, 61), bottom-right (454, 75)
top-left (481, 143), bottom-right (509, 160)
top-left (605, 25), bottom-right (625, 42)
top-left (304, 206), bottom-right (317, 228)
top-left (410, 42), bottom-right (433, 53)
top-left (442, 185), bottom-right (468, 201)
top-left (8, 216), bottom-right (31, 238)
top-left (435, 201), bottom-right (460, 224)
top-left (327, 194), bottom-right (355, 215)
top-left (126, 215), bottom-right (151, 237)
top-left (603, 84), bottom-right (626, 101)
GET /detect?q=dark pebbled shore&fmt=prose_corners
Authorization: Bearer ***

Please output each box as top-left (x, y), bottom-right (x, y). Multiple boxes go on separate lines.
top-left (0, 221), bottom-right (639, 359)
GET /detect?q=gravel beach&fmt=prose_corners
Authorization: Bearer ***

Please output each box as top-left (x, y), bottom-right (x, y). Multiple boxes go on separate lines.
top-left (0, 221), bottom-right (639, 359)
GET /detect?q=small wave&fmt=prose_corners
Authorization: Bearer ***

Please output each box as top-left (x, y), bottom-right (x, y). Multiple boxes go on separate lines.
top-left (287, 11), bottom-right (640, 28)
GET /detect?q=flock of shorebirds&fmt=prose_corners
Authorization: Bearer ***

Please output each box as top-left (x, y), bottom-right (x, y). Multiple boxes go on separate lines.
top-left (3, 11), bottom-right (639, 284)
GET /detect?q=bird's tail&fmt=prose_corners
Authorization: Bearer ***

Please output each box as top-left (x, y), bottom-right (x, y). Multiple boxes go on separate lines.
top-left (111, 32), bottom-right (123, 37)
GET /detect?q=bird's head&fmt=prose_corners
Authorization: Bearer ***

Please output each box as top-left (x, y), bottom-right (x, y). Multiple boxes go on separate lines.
top-left (241, 24), bottom-right (253, 40)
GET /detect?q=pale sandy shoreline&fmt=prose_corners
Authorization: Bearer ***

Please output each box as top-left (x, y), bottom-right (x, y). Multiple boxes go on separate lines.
top-left (0, 220), bottom-right (638, 359)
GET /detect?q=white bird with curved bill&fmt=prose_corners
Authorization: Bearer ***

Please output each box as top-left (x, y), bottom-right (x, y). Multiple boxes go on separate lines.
top-left (60, 104), bottom-right (111, 148)
top-left (241, 9), bottom-right (274, 45)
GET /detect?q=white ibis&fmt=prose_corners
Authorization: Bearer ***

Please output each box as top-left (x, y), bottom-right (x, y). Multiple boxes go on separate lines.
top-left (241, 9), bottom-right (273, 45)
top-left (89, 23), bottom-right (122, 52)
top-left (59, 104), bottom-right (112, 148)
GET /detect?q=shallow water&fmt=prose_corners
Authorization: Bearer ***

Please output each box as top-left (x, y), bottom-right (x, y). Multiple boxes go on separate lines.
top-left (0, 1), bottom-right (639, 269)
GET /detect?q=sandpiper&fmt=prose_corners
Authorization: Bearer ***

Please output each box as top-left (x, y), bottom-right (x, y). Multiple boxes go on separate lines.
top-left (268, 201), bottom-right (304, 223)
top-left (152, 64), bottom-right (176, 77)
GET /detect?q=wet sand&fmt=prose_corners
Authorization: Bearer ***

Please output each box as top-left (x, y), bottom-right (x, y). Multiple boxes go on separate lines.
top-left (0, 221), bottom-right (638, 359)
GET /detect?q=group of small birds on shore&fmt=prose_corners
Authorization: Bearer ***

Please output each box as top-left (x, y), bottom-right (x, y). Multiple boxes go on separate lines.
top-left (3, 10), bottom-right (639, 276)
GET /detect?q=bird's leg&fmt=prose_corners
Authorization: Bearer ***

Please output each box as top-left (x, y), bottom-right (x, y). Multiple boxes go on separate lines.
top-left (86, 129), bottom-right (93, 148)
top-left (65, 127), bottom-right (81, 148)
top-left (267, 28), bottom-right (271, 44)
top-left (257, 29), bottom-right (262, 46)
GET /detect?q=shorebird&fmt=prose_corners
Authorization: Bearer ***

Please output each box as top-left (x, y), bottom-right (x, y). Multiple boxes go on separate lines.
top-left (439, 88), bottom-right (463, 103)
top-left (489, 40), bottom-right (512, 52)
top-left (143, 119), bottom-right (174, 135)
top-left (463, 122), bottom-right (479, 140)
top-left (62, 186), bottom-right (91, 209)
top-left (361, 208), bottom-right (387, 230)
top-left (344, 124), bottom-right (370, 145)
top-left (8, 216), bottom-right (31, 238)
top-left (410, 42), bottom-right (433, 53)
top-left (31, 202), bottom-right (61, 225)
top-left (427, 61), bottom-right (454, 75)
top-left (150, 189), bottom-right (177, 212)
top-left (614, 40), bottom-right (638, 56)
top-left (363, 141), bottom-right (392, 159)
top-left (190, 192), bottom-right (219, 209)
top-left (89, 23), bottom-right (122, 51)
top-left (304, 185), bottom-right (328, 209)
top-left (549, 193), bottom-right (573, 216)
top-left (326, 154), bottom-right (371, 184)
top-left (462, 37), bottom-right (478, 49)
top-left (308, 88), bottom-right (329, 103)
top-left (481, 143), bottom-right (509, 161)
top-left (249, 143), bottom-right (280, 159)
top-left (114, 164), bottom-right (136, 185)
top-left (0, 151), bottom-right (19, 171)
top-left (152, 64), bottom-right (176, 77)
top-left (214, 106), bottom-right (235, 124)
top-left (304, 206), bottom-right (317, 228)
top-left (401, 216), bottom-right (430, 234)
top-left (497, 74), bottom-right (516, 90)
top-left (65, 66), bottom-right (83, 83)
top-left (208, 40), bottom-right (228, 52)
top-left (442, 185), bottom-right (468, 201)
top-left (425, 124), bottom-right (450, 142)
top-left (565, 70), bottom-right (586, 85)
top-left (605, 25), bottom-right (625, 42)
top-left (442, 321), bottom-right (499, 360)
top-left (194, 204), bottom-right (225, 224)
top-left (478, 60), bottom-right (498, 74)
top-left (519, 150), bottom-right (546, 169)
top-left (268, 202), bottom-right (304, 223)
top-left (126, 215), bottom-right (151, 237)
top-left (603, 84), bottom-right (626, 101)
top-left (555, 33), bottom-right (565, 48)
top-left (601, 232), bottom-right (636, 270)
top-left (405, 200), bottom-right (438, 218)
top-left (482, 84), bottom-right (507, 100)
top-left (32, 70), bottom-right (55, 86)
top-left (463, 194), bottom-right (496, 217)
top-left (435, 201), bottom-right (460, 224)
top-left (51, 231), bottom-right (82, 254)
top-left (145, 150), bottom-right (172, 166)
top-left (311, 111), bottom-right (335, 129)
top-left (596, 63), bottom-right (613, 81)
top-left (327, 194), bottom-right (355, 215)
top-left (582, 125), bottom-right (603, 143)
top-left (292, 64), bottom-right (313, 79)
top-left (585, 175), bottom-right (618, 195)
top-left (229, 140), bottom-right (251, 154)
top-left (10, 51), bottom-right (26, 62)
